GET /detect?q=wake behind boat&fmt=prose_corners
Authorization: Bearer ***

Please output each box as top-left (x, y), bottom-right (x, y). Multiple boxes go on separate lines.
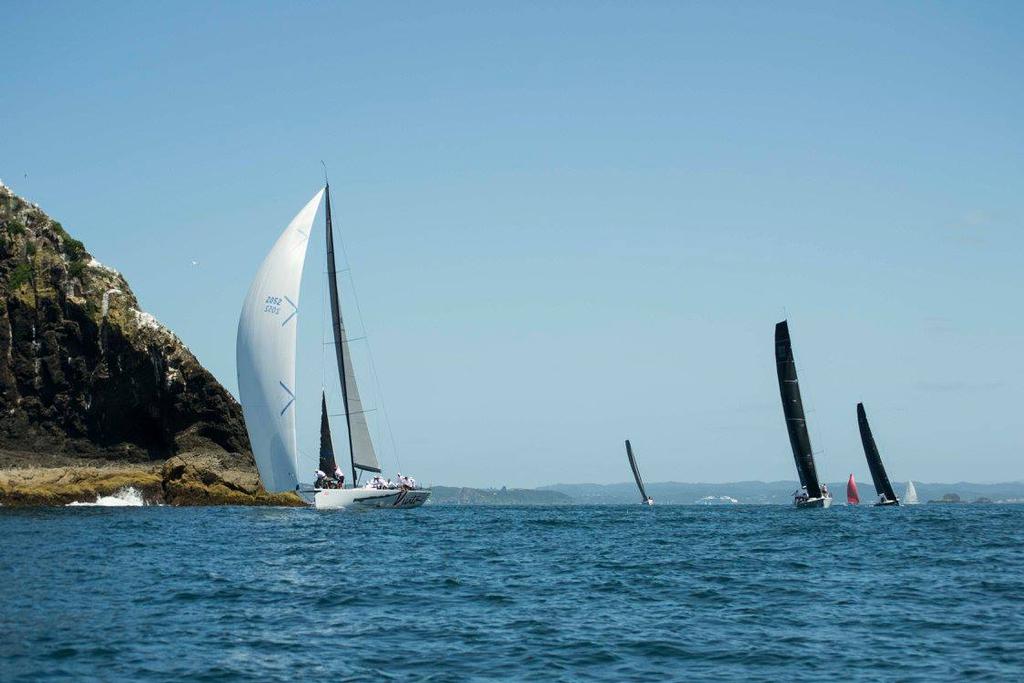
top-left (857, 403), bottom-right (899, 506)
top-left (775, 321), bottom-right (832, 508)
top-left (237, 183), bottom-right (429, 510)
top-left (625, 440), bottom-right (654, 505)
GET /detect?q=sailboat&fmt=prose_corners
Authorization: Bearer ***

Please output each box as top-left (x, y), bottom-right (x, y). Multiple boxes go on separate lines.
top-left (774, 321), bottom-right (833, 508)
top-left (904, 480), bottom-right (919, 505)
top-left (625, 440), bottom-right (654, 505)
top-left (856, 403), bottom-right (899, 506)
top-left (847, 474), bottom-right (860, 505)
top-left (237, 184), bottom-right (430, 510)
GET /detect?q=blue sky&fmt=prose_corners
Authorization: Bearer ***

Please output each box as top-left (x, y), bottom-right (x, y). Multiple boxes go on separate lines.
top-left (3, 2), bottom-right (1022, 486)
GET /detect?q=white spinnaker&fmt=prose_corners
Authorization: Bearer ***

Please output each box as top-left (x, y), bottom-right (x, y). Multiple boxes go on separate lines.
top-left (237, 189), bottom-right (324, 492)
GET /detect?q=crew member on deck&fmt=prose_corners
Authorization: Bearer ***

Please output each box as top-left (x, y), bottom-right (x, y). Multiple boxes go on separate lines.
top-left (334, 466), bottom-right (345, 487)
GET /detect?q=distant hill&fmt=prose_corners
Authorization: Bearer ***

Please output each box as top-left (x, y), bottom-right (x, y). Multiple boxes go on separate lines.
top-left (428, 486), bottom-right (572, 506)
top-left (539, 480), bottom-right (1024, 505)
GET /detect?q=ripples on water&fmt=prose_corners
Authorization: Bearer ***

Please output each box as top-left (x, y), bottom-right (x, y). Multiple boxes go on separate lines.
top-left (2, 505), bottom-right (1023, 681)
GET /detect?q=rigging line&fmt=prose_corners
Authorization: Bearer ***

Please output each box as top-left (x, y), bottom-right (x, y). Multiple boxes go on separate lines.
top-left (322, 336), bottom-right (367, 345)
top-left (334, 220), bottom-right (404, 474)
top-left (329, 408), bottom-right (377, 417)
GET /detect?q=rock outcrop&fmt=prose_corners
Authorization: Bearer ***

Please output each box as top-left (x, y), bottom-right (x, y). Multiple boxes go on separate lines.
top-left (0, 453), bottom-right (302, 506)
top-left (0, 182), bottom-right (292, 505)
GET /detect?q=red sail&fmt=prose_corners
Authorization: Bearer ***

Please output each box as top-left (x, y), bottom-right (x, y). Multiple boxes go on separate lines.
top-left (847, 473), bottom-right (860, 505)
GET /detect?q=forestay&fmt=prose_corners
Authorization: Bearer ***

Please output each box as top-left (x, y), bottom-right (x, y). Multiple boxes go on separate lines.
top-left (237, 189), bottom-right (324, 492)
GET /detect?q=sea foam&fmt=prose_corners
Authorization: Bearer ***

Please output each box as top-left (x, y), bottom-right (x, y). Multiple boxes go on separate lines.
top-left (66, 487), bottom-right (147, 507)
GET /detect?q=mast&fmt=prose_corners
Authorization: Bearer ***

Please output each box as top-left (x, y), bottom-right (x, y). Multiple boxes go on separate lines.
top-left (324, 183), bottom-right (359, 487)
top-left (625, 440), bottom-right (649, 503)
top-left (857, 403), bottom-right (899, 504)
top-left (774, 321), bottom-right (823, 499)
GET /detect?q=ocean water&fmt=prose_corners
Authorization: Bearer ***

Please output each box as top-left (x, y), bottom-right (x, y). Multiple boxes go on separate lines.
top-left (2, 504), bottom-right (1022, 681)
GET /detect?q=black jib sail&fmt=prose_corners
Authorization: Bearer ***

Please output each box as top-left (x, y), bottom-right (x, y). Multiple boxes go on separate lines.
top-left (319, 392), bottom-right (338, 477)
top-left (625, 440), bottom-right (650, 503)
top-left (324, 183), bottom-right (359, 486)
top-left (857, 403), bottom-right (899, 504)
top-left (775, 320), bottom-right (823, 499)
top-left (324, 184), bottom-right (383, 488)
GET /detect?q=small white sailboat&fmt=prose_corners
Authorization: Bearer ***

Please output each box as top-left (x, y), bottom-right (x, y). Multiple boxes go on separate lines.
top-left (237, 183), bottom-right (429, 510)
top-left (904, 480), bottom-right (919, 505)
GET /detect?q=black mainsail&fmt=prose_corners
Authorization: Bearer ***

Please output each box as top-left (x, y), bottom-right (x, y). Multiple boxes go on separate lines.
top-left (625, 440), bottom-right (651, 504)
top-left (775, 320), bottom-right (823, 499)
top-left (856, 403), bottom-right (899, 504)
top-left (324, 183), bottom-right (382, 487)
top-left (319, 392), bottom-right (338, 476)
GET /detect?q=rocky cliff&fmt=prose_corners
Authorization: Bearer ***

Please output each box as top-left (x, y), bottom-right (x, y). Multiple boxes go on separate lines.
top-left (0, 182), bottom-right (298, 505)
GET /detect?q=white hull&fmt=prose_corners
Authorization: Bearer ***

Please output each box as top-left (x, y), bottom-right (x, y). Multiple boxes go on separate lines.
top-left (311, 487), bottom-right (430, 510)
top-left (874, 499), bottom-right (899, 507)
top-left (794, 495), bottom-right (833, 509)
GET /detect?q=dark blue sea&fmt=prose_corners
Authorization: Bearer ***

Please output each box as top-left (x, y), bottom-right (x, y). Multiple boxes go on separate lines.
top-left (2, 504), bottom-right (1023, 681)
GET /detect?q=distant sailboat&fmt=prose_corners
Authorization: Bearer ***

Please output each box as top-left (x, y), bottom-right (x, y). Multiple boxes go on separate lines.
top-left (904, 480), bottom-right (919, 505)
top-left (775, 321), bottom-right (832, 508)
top-left (857, 403), bottom-right (899, 506)
top-left (847, 474), bottom-right (860, 505)
top-left (237, 184), bottom-right (429, 510)
top-left (625, 440), bottom-right (654, 505)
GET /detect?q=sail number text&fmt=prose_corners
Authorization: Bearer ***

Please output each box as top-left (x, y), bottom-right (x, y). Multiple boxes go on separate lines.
top-left (264, 296), bottom-right (282, 315)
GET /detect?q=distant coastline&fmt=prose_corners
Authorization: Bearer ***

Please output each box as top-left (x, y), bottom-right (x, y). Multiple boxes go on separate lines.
top-left (532, 480), bottom-right (1024, 506)
top-left (416, 481), bottom-right (1024, 506)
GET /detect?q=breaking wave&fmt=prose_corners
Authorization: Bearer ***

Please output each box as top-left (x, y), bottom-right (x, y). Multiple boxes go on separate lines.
top-left (66, 487), bottom-right (147, 507)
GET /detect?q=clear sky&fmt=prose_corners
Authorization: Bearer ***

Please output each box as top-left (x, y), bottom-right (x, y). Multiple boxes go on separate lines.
top-left (3, 2), bottom-right (1022, 487)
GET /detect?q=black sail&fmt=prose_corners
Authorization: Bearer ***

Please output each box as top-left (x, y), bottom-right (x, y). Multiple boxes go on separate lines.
top-left (625, 440), bottom-right (650, 503)
top-left (324, 183), bottom-right (358, 486)
top-left (857, 403), bottom-right (899, 504)
top-left (319, 392), bottom-right (338, 476)
top-left (775, 321), bottom-right (823, 499)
